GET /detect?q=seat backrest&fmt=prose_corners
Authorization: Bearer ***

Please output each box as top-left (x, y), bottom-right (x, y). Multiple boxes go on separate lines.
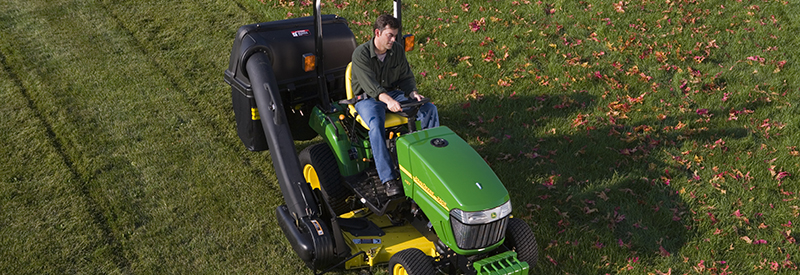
top-left (345, 62), bottom-right (354, 100)
top-left (344, 63), bottom-right (358, 118)
top-left (345, 62), bottom-right (408, 130)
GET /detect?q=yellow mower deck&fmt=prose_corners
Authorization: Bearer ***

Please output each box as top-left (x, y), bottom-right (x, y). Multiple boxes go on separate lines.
top-left (339, 209), bottom-right (438, 269)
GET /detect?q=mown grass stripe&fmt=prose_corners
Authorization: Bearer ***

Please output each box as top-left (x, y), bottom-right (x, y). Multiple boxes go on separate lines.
top-left (0, 49), bottom-right (117, 274)
top-left (96, 0), bottom-right (281, 192)
top-left (96, 0), bottom-right (246, 152)
top-left (0, 0), bottom-right (198, 272)
top-left (0, 39), bottom-right (132, 275)
top-left (2, 0), bottom-right (303, 272)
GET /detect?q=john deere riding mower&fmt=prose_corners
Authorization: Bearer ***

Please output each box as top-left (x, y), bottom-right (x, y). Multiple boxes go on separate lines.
top-left (223, 1), bottom-right (538, 274)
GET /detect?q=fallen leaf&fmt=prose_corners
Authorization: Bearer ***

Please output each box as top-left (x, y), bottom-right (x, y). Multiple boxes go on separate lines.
top-left (776, 171), bottom-right (790, 181)
top-left (497, 78), bottom-right (512, 87)
top-left (546, 255), bottom-right (558, 266)
top-left (658, 246), bottom-right (670, 257)
top-left (613, 1), bottom-right (626, 13)
top-left (597, 190), bottom-right (609, 201)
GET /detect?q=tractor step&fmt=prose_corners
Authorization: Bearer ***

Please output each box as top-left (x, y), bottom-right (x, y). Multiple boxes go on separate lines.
top-left (337, 217), bottom-right (385, 237)
top-left (344, 169), bottom-right (405, 216)
top-left (473, 251), bottom-right (529, 275)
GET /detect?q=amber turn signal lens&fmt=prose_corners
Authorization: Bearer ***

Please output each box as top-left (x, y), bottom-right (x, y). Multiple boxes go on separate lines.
top-left (303, 53), bottom-right (315, 72)
top-left (403, 34), bottom-right (415, 52)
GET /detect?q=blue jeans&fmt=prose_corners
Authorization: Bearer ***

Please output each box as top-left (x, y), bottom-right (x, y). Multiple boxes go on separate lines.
top-left (354, 90), bottom-right (439, 183)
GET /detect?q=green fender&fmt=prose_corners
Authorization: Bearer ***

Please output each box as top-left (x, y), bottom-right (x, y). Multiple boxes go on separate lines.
top-left (308, 106), bottom-right (368, 177)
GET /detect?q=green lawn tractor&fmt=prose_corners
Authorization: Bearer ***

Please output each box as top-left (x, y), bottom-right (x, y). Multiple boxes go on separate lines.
top-left (223, 1), bottom-right (538, 274)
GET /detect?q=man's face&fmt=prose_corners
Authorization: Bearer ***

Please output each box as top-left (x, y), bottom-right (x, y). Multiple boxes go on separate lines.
top-left (374, 26), bottom-right (398, 53)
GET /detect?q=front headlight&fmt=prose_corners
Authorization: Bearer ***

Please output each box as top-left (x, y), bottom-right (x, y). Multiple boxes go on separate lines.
top-left (450, 200), bottom-right (512, 225)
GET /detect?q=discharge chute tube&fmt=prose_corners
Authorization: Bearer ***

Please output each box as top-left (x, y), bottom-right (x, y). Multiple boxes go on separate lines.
top-left (245, 51), bottom-right (320, 218)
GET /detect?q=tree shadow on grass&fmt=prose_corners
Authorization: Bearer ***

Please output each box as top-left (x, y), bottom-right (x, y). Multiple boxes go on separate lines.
top-left (439, 90), bottom-right (751, 273)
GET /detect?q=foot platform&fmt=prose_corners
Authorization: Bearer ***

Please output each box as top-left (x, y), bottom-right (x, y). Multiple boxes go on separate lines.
top-left (344, 169), bottom-right (405, 216)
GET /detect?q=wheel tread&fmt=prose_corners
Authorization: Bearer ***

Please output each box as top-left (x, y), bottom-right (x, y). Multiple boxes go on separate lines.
top-left (505, 218), bottom-right (539, 267)
top-left (299, 143), bottom-right (353, 215)
top-left (389, 248), bottom-right (436, 275)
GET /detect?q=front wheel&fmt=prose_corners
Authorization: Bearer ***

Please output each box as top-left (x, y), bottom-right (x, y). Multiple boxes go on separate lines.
top-left (504, 218), bottom-right (539, 267)
top-left (389, 248), bottom-right (436, 275)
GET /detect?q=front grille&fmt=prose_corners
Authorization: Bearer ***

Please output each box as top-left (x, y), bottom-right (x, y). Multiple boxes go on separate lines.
top-left (450, 215), bottom-right (508, 250)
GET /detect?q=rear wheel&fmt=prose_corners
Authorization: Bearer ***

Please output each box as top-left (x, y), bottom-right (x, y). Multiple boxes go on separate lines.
top-left (299, 143), bottom-right (353, 216)
top-left (389, 248), bottom-right (436, 275)
top-left (504, 218), bottom-right (539, 267)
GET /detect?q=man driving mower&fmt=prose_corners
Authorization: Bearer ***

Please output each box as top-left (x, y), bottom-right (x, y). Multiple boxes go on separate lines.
top-left (350, 14), bottom-right (439, 197)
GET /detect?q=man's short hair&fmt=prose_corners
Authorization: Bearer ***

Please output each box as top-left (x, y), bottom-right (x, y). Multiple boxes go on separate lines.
top-left (373, 14), bottom-right (400, 32)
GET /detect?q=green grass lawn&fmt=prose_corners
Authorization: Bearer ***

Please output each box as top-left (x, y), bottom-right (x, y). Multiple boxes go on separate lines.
top-left (1, 0), bottom-right (798, 274)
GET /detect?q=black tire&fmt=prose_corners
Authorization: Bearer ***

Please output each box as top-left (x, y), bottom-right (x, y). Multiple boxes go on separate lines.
top-left (389, 248), bottom-right (436, 275)
top-left (299, 143), bottom-right (353, 216)
top-left (504, 218), bottom-right (539, 267)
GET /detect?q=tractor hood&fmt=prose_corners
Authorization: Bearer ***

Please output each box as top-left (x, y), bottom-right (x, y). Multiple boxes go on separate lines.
top-left (396, 127), bottom-right (510, 215)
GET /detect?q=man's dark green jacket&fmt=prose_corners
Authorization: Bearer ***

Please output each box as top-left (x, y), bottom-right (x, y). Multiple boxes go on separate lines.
top-left (350, 37), bottom-right (417, 99)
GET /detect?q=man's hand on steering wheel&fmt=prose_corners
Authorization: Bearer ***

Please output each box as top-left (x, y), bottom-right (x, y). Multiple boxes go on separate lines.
top-left (380, 91), bottom-right (427, 113)
top-left (379, 93), bottom-right (403, 112)
top-left (409, 90), bottom-right (425, 101)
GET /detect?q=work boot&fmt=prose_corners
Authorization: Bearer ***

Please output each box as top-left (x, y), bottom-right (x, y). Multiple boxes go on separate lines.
top-left (383, 179), bottom-right (403, 197)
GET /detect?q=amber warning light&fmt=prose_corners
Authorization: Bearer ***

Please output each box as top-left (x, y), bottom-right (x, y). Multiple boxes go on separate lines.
top-left (303, 53), bottom-right (316, 72)
top-left (403, 34), bottom-right (415, 52)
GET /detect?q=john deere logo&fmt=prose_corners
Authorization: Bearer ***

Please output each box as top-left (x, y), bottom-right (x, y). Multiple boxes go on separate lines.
top-left (491, 212), bottom-right (497, 219)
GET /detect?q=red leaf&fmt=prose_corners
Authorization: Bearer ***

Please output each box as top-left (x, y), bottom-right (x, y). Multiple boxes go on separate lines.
top-left (483, 50), bottom-right (496, 62)
top-left (747, 55), bottom-right (765, 63)
top-left (658, 246), bottom-right (671, 257)
top-left (776, 171), bottom-right (790, 182)
top-left (707, 212), bottom-right (718, 224)
top-left (546, 255), bottom-right (558, 266)
top-left (594, 241), bottom-right (605, 249)
top-left (613, 1), bottom-right (626, 13)
top-left (469, 18), bottom-right (486, 32)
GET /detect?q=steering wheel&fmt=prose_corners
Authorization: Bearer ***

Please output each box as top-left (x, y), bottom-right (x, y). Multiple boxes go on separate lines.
top-left (395, 98), bottom-right (431, 118)
top-left (394, 98), bottom-right (430, 132)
